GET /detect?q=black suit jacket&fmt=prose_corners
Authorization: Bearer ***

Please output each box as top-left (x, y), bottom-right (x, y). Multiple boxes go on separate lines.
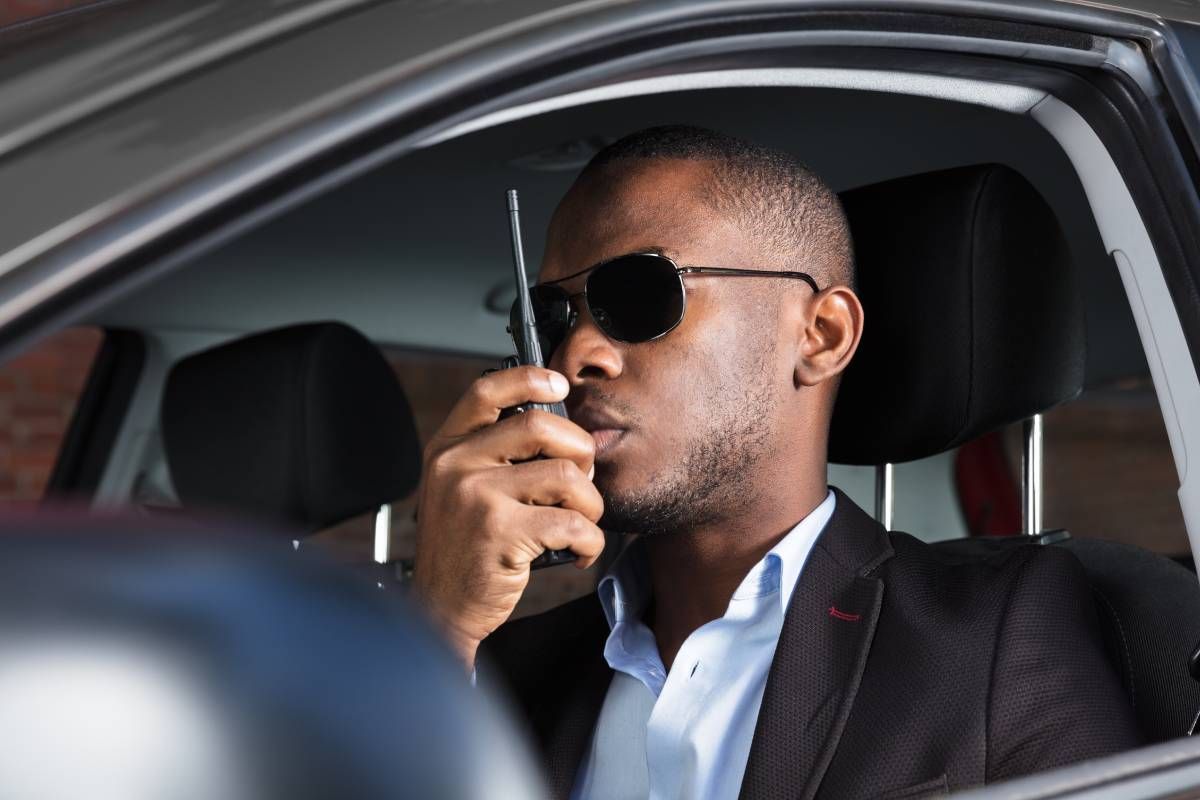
top-left (482, 488), bottom-right (1141, 799)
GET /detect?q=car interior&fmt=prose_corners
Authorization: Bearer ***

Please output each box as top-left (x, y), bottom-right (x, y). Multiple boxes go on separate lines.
top-left (82, 85), bottom-right (1174, 536)
top-left (7, 69), bottom-right (1200, 782)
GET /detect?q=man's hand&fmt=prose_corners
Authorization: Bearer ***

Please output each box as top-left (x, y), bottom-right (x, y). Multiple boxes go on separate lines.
top-left (412, 366), bottom-right (605, 670)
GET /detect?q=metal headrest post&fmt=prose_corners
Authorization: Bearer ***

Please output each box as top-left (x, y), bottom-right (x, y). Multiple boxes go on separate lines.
top-left (875, 463), bottom-right (894, 531)
top-left (373, 504), bottom-right (392, 565)
top-left (1021, 414), bottom-right (1044, 536)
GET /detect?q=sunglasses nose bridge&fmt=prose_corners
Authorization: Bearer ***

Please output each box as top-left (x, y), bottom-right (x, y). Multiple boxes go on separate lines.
top-left (550, 308), bottom-right (626, 386)
top-left (558, 291), bottom-right (598, 347)
top-left (551, 290), bottom-right (628, 367)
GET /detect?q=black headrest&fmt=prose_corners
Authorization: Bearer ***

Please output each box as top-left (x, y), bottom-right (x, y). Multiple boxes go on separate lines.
top-left (162, 322), bottom-right (421, 534)
top-left (829, 164), bottom-right (1085, 465)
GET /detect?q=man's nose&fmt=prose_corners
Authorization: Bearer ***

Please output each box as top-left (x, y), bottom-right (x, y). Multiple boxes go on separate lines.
top-left (550, 302), bottom-right (622, 383)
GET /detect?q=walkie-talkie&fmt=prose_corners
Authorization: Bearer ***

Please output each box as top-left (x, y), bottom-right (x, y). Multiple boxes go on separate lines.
top-left (501, 189), bottom-right (577, 570)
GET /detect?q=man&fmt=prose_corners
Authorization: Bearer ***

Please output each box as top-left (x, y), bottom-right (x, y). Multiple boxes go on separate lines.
top-left (412, 125), bottom-right (1140, 799)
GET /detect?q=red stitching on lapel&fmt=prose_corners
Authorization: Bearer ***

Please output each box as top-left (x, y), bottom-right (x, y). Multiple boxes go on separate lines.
top-left (828, 606), bottom-right (862, 622)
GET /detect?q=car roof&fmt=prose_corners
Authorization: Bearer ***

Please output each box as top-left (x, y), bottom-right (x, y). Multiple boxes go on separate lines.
top-left (0, 0), bottom-right (576, 153)
top-left (0, 0), bottom-right (1180, 261)
top-left (0, 0), bottom-right (605, 269)
top-left (0, 0), bottom-right (1189, 154)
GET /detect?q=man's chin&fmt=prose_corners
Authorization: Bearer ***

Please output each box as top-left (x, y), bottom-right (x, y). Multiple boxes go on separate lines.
top-left (596, 488), bottom-right (686, 538)
top-left (591, 460), bottom-right (646, 505)
top-left (592, 468), bottom-right (641, 533)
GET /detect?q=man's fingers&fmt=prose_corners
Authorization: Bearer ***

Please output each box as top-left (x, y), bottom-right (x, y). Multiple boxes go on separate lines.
top-left (490, 458), bottom-right (604, 523)
top-left (462, 410), bottom-right (595, 476)
top-left (515, 505), bottom-right (606, 570)
top-left (437, 367), bottom-right (569, 439)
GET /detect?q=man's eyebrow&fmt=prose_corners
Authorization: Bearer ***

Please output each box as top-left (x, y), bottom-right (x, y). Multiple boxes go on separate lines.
top-left (541, 246), bottom-right (674, 286)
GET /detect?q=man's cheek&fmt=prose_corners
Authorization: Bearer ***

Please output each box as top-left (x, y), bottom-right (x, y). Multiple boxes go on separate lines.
top-left (600, 424), bottom-right (674, 490)
top-left (640, 412), bottom-right (695, 463)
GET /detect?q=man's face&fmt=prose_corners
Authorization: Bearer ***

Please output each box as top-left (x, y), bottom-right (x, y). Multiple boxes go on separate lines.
top-left (538, 160), bottom-right (800, 536)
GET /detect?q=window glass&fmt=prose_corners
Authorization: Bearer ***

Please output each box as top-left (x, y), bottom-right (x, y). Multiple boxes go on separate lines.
top-left (830, 453), bottom-right (968, 543)
top-left (309, 348), bottom-right (601, 618)
top-left (1040, 378), bottom-right (1187, 555)
top-left (832, 375), bottom-right (1186, 556)
top-left (0, 327), bottom-right (103, 505)
top-left (945, 377), bottom-right (1187, 555)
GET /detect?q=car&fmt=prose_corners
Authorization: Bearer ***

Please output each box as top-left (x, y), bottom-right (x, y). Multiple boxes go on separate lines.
top-left (3, 0), bottom-right (1200, 797)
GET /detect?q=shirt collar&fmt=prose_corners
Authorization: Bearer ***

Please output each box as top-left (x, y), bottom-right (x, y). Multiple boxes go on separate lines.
top-left (597, 489), bottom-right (838, 625)
top-left (771, 489), bottom-right (837, 613)
top-left (598, 535), bottom-right (649, 630)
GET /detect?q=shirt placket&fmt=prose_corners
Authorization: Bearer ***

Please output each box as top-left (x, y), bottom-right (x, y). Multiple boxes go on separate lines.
top-left (645, 626), bottom-right (720, 800)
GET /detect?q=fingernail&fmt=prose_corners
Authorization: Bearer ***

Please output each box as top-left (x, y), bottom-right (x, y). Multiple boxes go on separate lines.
top-left (548, 372), bottom-right (569, 396)
top-left (587, 464), bottom-right (595, 481)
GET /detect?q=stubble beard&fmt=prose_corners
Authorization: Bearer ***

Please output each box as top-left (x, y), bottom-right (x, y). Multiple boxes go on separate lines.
top-left (597, 347), bottom-right (781, 538)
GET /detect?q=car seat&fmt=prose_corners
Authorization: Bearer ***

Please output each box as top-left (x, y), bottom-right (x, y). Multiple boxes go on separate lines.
top-left (830, 164), bottom-right (1200, 743)
top-left (160, 321), bottom-right (421, 537)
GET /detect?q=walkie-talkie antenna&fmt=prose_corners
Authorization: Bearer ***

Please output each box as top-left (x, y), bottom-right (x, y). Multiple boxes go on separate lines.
top-left (500, 189), bottom-right (575, 570)
top-left (507, 189), bottom-right (544, 366)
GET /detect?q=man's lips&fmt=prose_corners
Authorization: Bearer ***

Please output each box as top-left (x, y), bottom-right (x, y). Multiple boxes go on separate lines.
top-left (569, 404), bottom-right (628, 458)
top-left (590, 428), bottom-right (626, 457)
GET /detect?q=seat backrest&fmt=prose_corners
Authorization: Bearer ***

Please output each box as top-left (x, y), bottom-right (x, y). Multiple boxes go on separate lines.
top-left (1061, 537), bottom-right (1200, 741)
top-left (933, 533), bottom-right (1200, 742)
top-left (832, 164), bottom-right (1200, 742)
top-left (161, 321), bottom-right (421, 536)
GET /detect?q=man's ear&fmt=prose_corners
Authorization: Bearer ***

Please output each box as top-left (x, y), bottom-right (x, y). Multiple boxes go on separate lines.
top-left (794, 286), bottom-right (864, 388)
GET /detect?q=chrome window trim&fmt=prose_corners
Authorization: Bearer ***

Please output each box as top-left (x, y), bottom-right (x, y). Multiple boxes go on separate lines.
top-left (420, 67), bottom-right (1049, 147)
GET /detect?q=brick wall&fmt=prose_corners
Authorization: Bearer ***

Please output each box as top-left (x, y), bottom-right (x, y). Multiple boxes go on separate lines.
top-left (0, 327), bottom-right (102, 504)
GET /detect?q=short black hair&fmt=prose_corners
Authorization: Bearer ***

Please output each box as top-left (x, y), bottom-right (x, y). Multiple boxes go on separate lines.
top-left (579, 124), bottom-right (855, 289)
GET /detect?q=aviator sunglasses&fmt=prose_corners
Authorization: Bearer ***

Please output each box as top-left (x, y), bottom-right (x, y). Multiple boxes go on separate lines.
top-left (511, 251), bottom-right (822, 358)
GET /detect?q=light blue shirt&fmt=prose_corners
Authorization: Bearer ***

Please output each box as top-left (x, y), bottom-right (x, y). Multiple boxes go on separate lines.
top-left (570, 490), bottom-right (837, 800)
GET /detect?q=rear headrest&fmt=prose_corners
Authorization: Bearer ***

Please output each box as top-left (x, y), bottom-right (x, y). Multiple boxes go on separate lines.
top-left (829, 164), bottom-right (1085, 465)
top-left (162, 322), bottom-right (421, 534)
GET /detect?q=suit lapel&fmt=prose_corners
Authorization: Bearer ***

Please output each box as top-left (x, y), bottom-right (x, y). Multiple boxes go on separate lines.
top-left (739, 488), bottom-right (893, 800)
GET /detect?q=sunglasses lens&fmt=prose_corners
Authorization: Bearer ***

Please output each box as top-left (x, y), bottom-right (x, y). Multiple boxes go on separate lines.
top-left (587, 254), bottom-right (684, 343)
top-left (510, 285), bottom-right (572, 357)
